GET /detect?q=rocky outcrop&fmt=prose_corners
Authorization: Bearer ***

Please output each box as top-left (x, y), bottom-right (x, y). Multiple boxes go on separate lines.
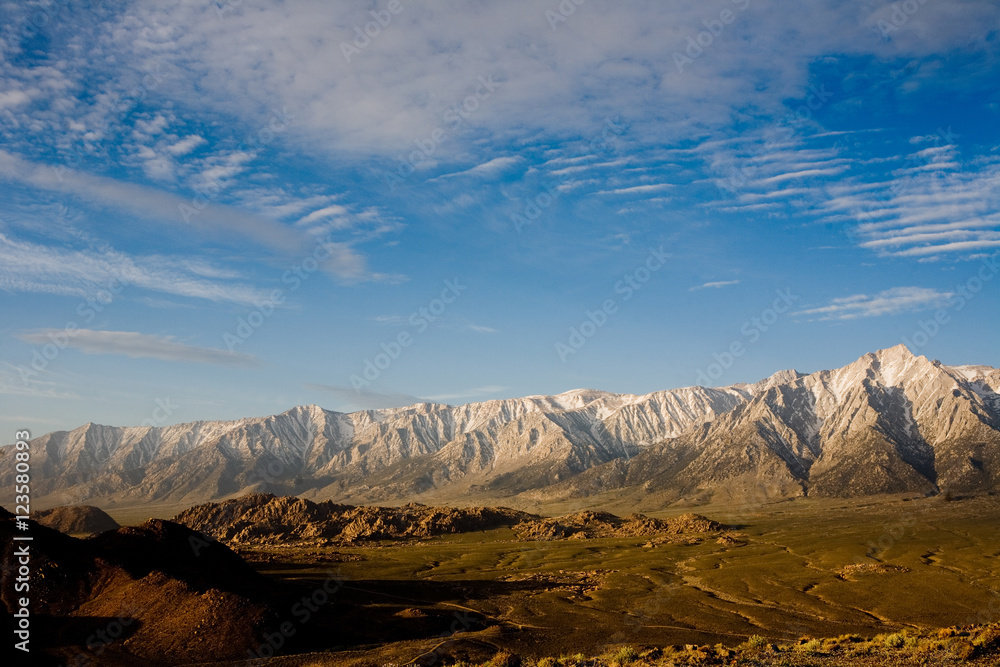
top-left (173, 493), bottom-right (538, 546)
top-left (512, 510), bottom-right (723, 540)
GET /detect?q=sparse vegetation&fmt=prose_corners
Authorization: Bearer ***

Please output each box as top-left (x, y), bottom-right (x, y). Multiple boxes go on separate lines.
top-left (444, 623), bottom-right (1000, 666)
top-left (606, 645), bottom-right (639, 665)
top-left (794, 637), bottom-right (824, 654)
top-left (738, 634), bottom-right (768, 651)
top-left (878, 630), bottom-right (907, 648)
top-left (484, 650), bottom-right (521, 667)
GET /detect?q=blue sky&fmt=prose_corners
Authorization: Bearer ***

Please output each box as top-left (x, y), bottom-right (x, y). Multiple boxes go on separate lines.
top-left (1, 0), bottom-right (999, 435)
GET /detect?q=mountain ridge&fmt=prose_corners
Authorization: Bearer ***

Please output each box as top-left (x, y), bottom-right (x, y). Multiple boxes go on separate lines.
top-left (3, 345), bottom-right (998, 509)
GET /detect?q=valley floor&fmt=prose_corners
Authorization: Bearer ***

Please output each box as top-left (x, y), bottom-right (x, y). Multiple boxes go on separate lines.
top-left (153, 493), bottom-right (1000, 666)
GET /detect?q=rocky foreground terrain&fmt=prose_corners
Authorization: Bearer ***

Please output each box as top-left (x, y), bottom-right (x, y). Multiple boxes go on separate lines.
top-left (4, 346), bottom-right (998, 511)
top-left (0, 505), bottom-right (280, 665)
top-left (6, 495), bottom-right (1000, 666)
top-left (390, 625), bottom-right (1000, 667)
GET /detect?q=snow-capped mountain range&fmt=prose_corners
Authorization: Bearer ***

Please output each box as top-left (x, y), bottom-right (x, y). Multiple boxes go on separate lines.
top-left (3, 345), bottom-right (998, 509)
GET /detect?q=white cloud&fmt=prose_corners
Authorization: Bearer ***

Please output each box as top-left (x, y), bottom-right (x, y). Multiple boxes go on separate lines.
top-left (0, 149), bottom-right (299, 251)
top-left (827, 153), bottom-right (1000, 258)
top-left (0, 150), bottom-right (384, 280)
top-left (690, 280), bottom-right (739, 291)
top-left (463, 322), bottom-right (499, 334)
top-left (595, 183), bottom-right (673, 196)
top-left (166, 134), bottom-right (206, 156)
top-left (45, 0), bottom-right (988, 166)
top-left (700, 123), bottom-right (1000, 261)
top-left (0, 233), bottom-right (274, 305)
top-left (0, 89), bottom-right (32, 110)
top-left (547, 157), bottom-right (630, 177)
top-left (432, 156), bottom-right (524, 181)
top-left (794, 287), bottom-right (954, 321)
top-left (191, 150), bottom-right (256, 190)
top-left (0, 361), bottom-right (79, 399)
top-left (16, 329), bottom-right (260, 367)
top-left (757, 166), bottom-right (849, 185)
top-left (297, 204), bottom-right (351, 227)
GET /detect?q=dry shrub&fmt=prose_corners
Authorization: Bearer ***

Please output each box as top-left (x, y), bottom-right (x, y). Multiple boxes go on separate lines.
top-left (949, 639), bottom-right (976, 660)
top-left (486, 651), bottom-right (521, 667)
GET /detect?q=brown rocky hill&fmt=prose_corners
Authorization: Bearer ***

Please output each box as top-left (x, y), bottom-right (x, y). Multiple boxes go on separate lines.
top-left (0, 505), bottom-right (280, 665)
top-left (31, 504), bottom-right (120, 534)
top-left (512, 510), bottom-right (724, 540)
top-left (172, 493), bottom-right (538, 546)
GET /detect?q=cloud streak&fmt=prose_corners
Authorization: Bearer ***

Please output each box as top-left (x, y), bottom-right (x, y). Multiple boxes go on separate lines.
top-left (0, 233), bottom-right (275, 305)
top-left (16, 329), bottom-right (260, 367)
top-left (0, 150), bottom-right (381, 280)
top-left (690, 280), bottom-right (739, 291)
top-left (794, 287), bottom-right (954, 321)
top-left (304, 383), bottom-right (424, 410)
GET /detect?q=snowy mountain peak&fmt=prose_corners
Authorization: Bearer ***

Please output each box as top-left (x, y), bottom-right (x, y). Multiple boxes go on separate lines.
top-left (284, 404), bottom-right (328, 418)
top-left (869, 344), bottom-right (930, 386)
top-left (551, 388), bottom-right (619, 410)
top-left (876, 343), bottom-right (916, 359)
top-left (3, 347), bottom-right (998, 508)
top-left (826, 344), bottom-right (937, 391)
top-left (754, 368), bottom-right (806, 392)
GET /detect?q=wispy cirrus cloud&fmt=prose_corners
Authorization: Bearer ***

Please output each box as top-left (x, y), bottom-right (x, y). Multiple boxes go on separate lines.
top-left (16, 329), bottom-right (259, 367)
top-left (690, 280), bottom-right (739, 291)
top-left (80, 0), bottom-right (996, 162)
top-left (432, 156), bottom-right (524, 181)
top-left (0, 233), bottom-right (274, 305)
top-left (823, 149), bottom-right (1000, 258)
top-left (0, 150), bottom-right (386, 281)
top-left (702, 125), bottom-right (1000, 261)
top-left (0, 149), bottom-right (301, 253)
top-left (304, 383), bottom-right (424, 410)
top-left (595, 183), bottom-right (674, 196)
top-left (794, 287), bottom-right (954, 321)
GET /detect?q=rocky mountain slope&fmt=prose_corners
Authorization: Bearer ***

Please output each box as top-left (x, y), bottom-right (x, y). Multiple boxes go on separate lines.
top-left (2, 346), bottom-right (998, 508)
top-left (554, 345), bottom-right (1000, 504)
top-left (0, 383), bottom-right (749, 507)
